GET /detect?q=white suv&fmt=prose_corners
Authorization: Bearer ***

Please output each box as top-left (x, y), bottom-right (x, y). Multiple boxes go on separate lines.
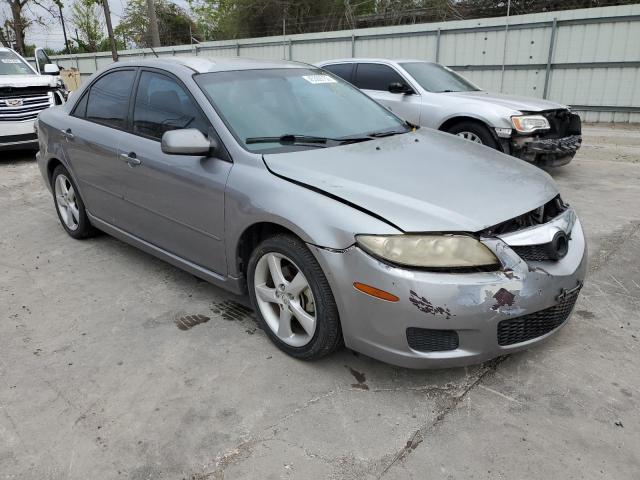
top-left (1, 47), bottom-right (66, 151)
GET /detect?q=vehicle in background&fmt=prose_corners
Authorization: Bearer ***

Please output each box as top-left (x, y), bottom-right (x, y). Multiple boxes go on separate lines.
top-left (0, 47), bottom-right (67, 151)
top-left (36, 57), bottom-right (586, 368)
top-left (317, 59), bottom-right (582, 167)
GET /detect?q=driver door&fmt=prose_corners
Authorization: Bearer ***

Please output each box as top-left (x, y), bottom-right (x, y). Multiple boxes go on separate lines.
top-left (115, 69), bottom-right (232, 275)
top-left (352, 63), bottom-right (422, 125)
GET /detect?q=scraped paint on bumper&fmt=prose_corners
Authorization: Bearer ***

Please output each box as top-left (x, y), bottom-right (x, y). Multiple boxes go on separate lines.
top-left (310, 218), bottom-right (587, 369)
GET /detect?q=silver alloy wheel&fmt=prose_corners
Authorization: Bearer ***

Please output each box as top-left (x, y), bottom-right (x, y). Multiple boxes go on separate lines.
top-left (254, 252), bottom-right (317, 347)
top-left (456, 131), bottom-right (483, 144)
top-left (54, 174), bottom-right (80, 231)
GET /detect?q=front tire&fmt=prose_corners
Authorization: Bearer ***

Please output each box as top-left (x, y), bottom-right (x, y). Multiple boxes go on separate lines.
top-left (247, 234), bottom-right (343, 360)
top-left (447, 121), bottom-right (498, 149)
top-left (51, 165), bottom-right (96, 239)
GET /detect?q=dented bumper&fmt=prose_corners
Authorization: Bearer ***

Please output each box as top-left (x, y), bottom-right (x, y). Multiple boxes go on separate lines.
top-left (310, 218), bottom-right (587, 369)
top-left (510, 134), bottom-right (582, 167)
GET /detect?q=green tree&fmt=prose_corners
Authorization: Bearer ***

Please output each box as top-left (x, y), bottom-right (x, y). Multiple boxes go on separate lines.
top-left (116, 0), bottom-right (198, 47)
top-left (70, 0), bottom-right (105, 52)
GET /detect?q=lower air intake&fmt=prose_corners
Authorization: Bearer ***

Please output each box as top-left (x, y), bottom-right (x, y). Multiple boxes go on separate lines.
top-left (497, 290), bottom-right (580, 346)
top-left (406, 327), bottom-right (459, 352)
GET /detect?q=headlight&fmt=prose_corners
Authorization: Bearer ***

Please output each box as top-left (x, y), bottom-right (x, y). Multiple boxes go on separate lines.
top-left (511, 115), bottom-right (550, 133)
top-left (355, 234), bottom-right (499, 269)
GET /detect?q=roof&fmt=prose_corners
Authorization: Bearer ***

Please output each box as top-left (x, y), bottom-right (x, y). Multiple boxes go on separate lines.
top-left (316, 58), bottom-right (435, 65)
top-left (113, 56), bottom-right (310, 73)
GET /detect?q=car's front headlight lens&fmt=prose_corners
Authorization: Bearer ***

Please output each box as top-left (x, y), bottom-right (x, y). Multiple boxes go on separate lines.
top-left (355, 234), bottom-right (499, 269)
top-left (511, 115), bottom-right (550, 133)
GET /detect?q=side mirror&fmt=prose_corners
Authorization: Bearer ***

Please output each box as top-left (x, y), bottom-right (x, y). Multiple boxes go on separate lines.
top-left (161, 129), bottom-right (213, 156)
top-left (388, 82), bottom-right (413, 94)
top-left (43, 63), bottom-right (60, 75)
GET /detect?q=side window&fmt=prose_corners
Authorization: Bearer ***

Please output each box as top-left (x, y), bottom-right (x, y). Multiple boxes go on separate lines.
top-left (133, 71), bottom-right (209, 141)
top-left (322, 63), bottom-right (354, 83)
top-left (85, 70), bottom-right (136, 129)
top-left (35, 49), bottom-right (50, 73)
top-left (72, 92), bottom-right (88, 118)
top-left (353, 63), bottom-right (406, 91)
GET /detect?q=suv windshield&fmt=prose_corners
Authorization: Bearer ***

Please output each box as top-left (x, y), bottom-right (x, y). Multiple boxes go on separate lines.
top-left (400, 62), bottom-right (480, 93)
top-left (0, 50), bottom-right (34, 75)
top-left (195, 68), bottom-right (409, 153)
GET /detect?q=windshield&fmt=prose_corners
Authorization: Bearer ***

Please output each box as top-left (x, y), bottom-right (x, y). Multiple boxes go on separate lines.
top-left (0, 50), bottom-right (34, 75)
top-left (195, 68), bottom-right (408, 153)
top-left (400, 62), bottom-right (480, 93)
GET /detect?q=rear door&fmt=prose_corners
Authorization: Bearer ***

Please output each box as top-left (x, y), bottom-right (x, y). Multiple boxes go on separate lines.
top-left (61, 68), bottom-right (136, 225)
top-left (115, 68), bottom-right (231, 275)
top-left (351, 63), bottom-right (422, 125)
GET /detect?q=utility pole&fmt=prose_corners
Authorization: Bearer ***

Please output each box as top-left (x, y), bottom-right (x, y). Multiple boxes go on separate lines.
top-left (57, 2), bottom-right (71, 54)
top-left (146, 0), bottom-right (161, 48)
top-left (499, 0), bottom-right (511, 93)
top-left (282, 1), bottom-right (287, 60)
top-left (102, 0), bottom-right (118, 61)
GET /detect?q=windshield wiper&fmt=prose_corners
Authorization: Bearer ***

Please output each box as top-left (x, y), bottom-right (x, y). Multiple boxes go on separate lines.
top-left (246, 134), bottom-right (331, 147)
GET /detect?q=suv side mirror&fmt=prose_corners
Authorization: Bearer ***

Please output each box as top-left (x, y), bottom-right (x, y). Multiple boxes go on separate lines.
top-left (43, 63), bottom-right (60, 75)
top-left (388, 82), bottom-right (413, 94)
top-left (161, 129), bottom-right (213, 156)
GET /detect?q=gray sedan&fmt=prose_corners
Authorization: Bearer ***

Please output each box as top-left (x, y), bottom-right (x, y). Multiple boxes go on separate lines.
top-left (36, 57), bottom-right (586, 368)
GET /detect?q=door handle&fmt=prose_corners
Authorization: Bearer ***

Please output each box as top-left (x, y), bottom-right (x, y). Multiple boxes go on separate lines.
top-left (120, 152), bottom-right (141, 167)
top-left (60, 128), bottom-right (74, 140)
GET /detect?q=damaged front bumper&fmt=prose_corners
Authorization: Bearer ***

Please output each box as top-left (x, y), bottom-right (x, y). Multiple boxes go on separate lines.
top-left (510, 134), bottom-right (582, 167)
top-left (501, 109), bottom-right (583, 167)
top-left (309, 216), bottom-right (587, 369)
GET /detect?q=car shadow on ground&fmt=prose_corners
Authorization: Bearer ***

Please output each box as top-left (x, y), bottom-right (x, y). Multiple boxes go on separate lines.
top-left (1, 150), bottom-right (37, 164)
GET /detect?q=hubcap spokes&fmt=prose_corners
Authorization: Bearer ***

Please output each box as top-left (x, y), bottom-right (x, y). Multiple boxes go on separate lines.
top-left (54, 174), bottom-right (79, 231)
top-left (254, 253), bottom-right (316, 347)
top-left (456, 131), bottom-right (483, 144)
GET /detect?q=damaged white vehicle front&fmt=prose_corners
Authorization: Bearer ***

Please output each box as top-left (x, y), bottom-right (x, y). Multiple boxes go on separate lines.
top-left (0, 47), bottom-right (66, 151)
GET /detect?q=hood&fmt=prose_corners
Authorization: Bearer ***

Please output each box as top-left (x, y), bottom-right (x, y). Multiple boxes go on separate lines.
top-left (0, 74), bottom-right (58, 89)
top-left (445, 90), bottom-right (567, 113)
top-left (263, 129), bottom-right (558, 233)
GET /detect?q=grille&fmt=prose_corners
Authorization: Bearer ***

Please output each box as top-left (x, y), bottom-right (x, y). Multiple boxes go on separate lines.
top-left (497, 290), bottom-right (580, 346)
top-left (483, 195), bottom-right (568, 236)
top-left (0, 90), bottom-right (53, 122)
top-left (407, 327), bottom-right (459, 352)
top-left (541, 109), bottom-right (582, 137)
top-left (511, 243), bottom-right (554, 262)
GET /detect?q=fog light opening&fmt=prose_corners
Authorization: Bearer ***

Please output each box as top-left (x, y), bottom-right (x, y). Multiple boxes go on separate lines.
top-left (353, 282), bottom-right (399, 302)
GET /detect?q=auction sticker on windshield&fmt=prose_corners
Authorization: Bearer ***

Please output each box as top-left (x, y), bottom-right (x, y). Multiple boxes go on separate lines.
top-left (302, 74), bottom-right (337, 84)
top-left (1, 59), bottom-right (22, 64)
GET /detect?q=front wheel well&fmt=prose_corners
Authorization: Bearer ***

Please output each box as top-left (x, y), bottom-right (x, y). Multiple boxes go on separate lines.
top-left (236, 222), bottom-right (301, 288)
top-left (438, 116), bottom-right (488, 132)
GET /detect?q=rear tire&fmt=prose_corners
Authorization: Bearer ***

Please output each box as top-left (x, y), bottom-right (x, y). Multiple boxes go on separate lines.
top-left (51, 165), bottom-right (97, 239)
top-left (447, 121), bottom-right (498, 149)
top-left (247, 234), bottom-right (343, 360)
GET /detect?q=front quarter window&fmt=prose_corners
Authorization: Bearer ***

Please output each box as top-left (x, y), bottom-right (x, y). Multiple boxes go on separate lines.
top-left (195, 68), bottom-right (408, 153)
top-left (0, 50), bottom-right (33, 75)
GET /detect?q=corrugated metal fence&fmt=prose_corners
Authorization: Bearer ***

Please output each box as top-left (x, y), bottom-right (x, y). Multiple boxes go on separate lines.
top-left (45, 4), bottom-right (640, 122)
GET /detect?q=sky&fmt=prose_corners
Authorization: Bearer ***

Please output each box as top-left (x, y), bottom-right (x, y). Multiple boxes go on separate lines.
top-left (1, 0), bottom-right (191, 51)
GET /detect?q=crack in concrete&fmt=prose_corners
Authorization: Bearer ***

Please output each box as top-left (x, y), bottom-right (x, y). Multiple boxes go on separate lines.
top-left (377, 356), bottom-right (508, 478)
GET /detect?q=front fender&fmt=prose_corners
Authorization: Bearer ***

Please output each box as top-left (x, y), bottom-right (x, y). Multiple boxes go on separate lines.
top-left (224, 161), bottom-right (401, 278)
